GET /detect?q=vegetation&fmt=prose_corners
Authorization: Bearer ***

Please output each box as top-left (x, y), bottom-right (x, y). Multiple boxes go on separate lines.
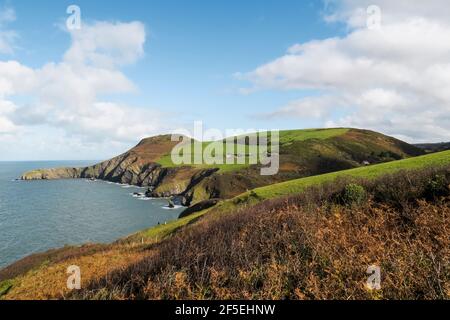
top-left (279, 128), bottom-right (350, 144)
top-left (2, 157), bottom-right (449, 300)
top-left (340, 183), bottom-right (367, 206)
top-left (72, 166), bottom-right (449, 300)
top-left (224, 150), bottom-right (450, 207)
top-left (5, 131), bottom-right (448, 300)
top-left (0, 280), bottom-right (13, 297)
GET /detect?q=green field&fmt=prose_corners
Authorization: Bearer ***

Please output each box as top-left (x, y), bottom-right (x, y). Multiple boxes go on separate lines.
top-left (156, 128), bottom-right (350, 171)
top-left (279, 128), bottom-right (349, 144)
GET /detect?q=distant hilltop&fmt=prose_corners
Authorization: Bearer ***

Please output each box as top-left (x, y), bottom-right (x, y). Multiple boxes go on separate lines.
top-left (414, 142), bottom-right (450, 153)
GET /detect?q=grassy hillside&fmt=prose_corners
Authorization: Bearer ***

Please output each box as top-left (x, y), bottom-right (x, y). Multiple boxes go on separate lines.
top-left (227, 149), bottom-right (450, 205)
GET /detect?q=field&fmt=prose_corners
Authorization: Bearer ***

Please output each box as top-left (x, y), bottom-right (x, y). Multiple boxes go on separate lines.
top-left (155, 128), bottom-right (351, 171)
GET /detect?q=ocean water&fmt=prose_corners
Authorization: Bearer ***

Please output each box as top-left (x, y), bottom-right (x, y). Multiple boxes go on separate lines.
top-left (0, 161), bottom-right (183, 269)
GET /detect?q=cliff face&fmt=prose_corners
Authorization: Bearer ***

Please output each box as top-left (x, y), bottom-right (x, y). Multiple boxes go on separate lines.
top-left (20, 135), bottom-right (220, 206)
top-left (20, 129), bottom-right (425, 206)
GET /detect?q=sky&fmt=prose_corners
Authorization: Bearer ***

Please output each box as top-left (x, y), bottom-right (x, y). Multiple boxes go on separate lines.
top-left (0, 0), bottom-right (450, 160)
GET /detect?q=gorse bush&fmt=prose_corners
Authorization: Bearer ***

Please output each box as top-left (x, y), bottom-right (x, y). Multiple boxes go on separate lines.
top-left (425, 174), bottom-right (449, 199)
top-left (340, 183), bottom-right (367, 206)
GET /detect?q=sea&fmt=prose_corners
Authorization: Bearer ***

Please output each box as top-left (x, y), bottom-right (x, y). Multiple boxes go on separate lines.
top-left (0, 161), bottom-right (184, 269)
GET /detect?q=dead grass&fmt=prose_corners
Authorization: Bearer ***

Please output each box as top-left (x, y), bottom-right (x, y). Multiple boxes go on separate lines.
top-left (2, 244), bottom-right (148, 300)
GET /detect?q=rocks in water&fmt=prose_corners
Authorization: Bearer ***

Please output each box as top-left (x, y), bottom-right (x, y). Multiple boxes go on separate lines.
top-left (145, 187), bottom-right (155, 198)
top-left (178, 199), bottom-right (220, 218)
top-left (167, 199), bottom-right (175, 209)
top-left (133, 192), bottom-right (145, 197)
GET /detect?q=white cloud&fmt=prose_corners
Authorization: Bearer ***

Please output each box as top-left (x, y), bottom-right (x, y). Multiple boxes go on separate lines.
top-left (0, 99), bottom-right (17, 134)
top-left (64, 21), bottom-right (145, 68)
top-left (0, 20), bottom-right (172, 159)
top-left (260, 95), bottom-right (345, 119)
top-left (242, 0), bottom-right (450, 142)
top-left (323, 0), bottom-right (450, 28)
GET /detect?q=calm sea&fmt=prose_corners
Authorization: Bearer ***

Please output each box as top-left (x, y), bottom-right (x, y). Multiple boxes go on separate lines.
top-left (0, 161), bottom-right (183, 268)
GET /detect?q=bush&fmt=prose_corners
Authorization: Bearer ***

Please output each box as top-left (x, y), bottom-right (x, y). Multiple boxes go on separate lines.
top-left (341, 184), bottom-right (367, 206)
top-left (0, 280), bottom-right (13, 297)
top-left (425, 174), bottom-right (449, 199)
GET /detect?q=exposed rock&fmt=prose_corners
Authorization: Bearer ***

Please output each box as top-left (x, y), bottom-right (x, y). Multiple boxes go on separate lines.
top-left (21, 167), bottom-right (83, 180)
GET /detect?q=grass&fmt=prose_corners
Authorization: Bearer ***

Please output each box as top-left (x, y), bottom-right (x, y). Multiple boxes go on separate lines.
top-left (229, 150), bottom-right (450, 204)
top-left (156, 141), bottom-right (263, 172)
top-left (155, 128), bottom-right (350, 171)
top-left (279, 128), bottom-right (349, 144)
top-left (125, 210), bottom-right (208, 243)
top-left (0, 280), bottom-right (13, 297)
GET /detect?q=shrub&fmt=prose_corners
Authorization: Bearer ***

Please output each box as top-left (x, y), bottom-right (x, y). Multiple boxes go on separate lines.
top-left (340, 184), bottom-right (367, 206)
top-left (424, 174), bottom-right (449, 199)
top-left (0, 280), bottom-right (13, 297)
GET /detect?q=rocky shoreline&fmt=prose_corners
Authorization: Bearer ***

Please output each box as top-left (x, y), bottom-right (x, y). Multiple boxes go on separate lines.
top-left (20, 154), bottom-right (220, 208)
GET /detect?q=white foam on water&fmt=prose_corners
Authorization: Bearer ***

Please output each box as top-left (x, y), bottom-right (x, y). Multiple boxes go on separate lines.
top-left (121, 185), bottom-right (134, 189)
top-left (130, 193), bottom-right (146, 198)
top-left (137, 197), bottom-right (152, 201)
top-left (162, 205), bottom-right (183, 210)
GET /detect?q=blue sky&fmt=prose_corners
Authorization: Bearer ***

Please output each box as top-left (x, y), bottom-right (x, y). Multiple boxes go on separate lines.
top-left (1, 0), bottom-right (450, 160)
top-left (11, 0), bottom-right (338, 130)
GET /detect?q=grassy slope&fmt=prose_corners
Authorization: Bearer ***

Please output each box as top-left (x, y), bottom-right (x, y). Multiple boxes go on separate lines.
top-left (237, 149), bottom-right (450, 201)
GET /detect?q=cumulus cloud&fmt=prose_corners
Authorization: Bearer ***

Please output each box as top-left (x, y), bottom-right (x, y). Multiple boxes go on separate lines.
top-left (64, 21), bottom-right (145, 68)
top-left (242, 0), bottom-right (450, 142)
top-left (0, 19), bottom-right (171, 159)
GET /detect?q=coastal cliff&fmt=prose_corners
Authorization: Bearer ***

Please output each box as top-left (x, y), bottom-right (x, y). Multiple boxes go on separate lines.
top-left (21, 129), bottom-right (425, 207)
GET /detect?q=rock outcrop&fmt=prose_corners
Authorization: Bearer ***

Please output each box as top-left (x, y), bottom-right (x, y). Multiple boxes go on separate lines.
top-left (21, 167), bottom-right (83, 180)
